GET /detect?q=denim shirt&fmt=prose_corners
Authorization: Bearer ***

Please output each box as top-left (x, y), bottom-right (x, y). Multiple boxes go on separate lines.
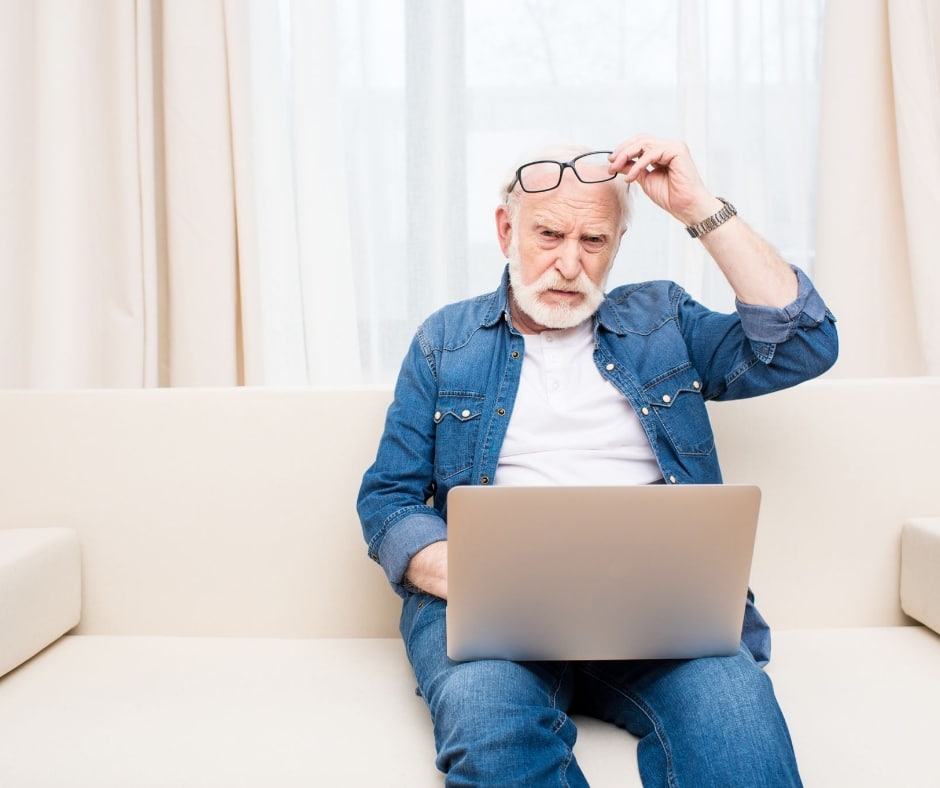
top-left (358, 265), bottom-right (838, 664)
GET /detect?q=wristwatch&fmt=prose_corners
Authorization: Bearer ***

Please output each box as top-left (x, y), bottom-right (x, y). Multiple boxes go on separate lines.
top-left (685, 198), bottom-right (737, 239)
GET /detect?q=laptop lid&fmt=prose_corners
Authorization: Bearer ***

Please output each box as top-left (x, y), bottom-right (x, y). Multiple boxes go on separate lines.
top-left (446, 484), bottom-right (760, 662)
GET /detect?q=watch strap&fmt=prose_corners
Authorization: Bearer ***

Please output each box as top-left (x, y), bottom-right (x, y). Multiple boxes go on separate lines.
top-left (686, 198), bottom-right (737, 239)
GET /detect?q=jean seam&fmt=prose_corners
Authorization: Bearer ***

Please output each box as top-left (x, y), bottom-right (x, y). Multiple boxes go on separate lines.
top-left (549, 710), bottom-right (575, 788)
top-left (558, 730), bottom-right (575, 788)
top-left (549, 664), bottom-right (576, 788)
top-left (580, 667), bottom-right (679, 788)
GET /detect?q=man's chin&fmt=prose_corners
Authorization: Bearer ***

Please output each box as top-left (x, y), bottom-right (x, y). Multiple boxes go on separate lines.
top-left (528, 302), bottom-right (596, 330)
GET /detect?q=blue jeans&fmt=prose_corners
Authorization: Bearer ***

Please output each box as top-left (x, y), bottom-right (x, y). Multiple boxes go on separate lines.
top-left (401, 593), bottom-right (802, 787)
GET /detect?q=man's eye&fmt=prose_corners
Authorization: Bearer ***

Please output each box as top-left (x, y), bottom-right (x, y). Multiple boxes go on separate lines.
top-left (583, 236), bottom-right (607, 249)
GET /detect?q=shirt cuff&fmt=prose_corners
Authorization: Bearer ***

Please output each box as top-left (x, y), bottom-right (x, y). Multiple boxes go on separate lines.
top-left (376, 511), bottom-right (448, 597)
top-left (734, 266), bottom-right (828, 345)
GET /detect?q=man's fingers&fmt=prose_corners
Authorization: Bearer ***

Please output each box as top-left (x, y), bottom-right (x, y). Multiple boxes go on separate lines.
top-left (609, 137), bottom-right (679, 181)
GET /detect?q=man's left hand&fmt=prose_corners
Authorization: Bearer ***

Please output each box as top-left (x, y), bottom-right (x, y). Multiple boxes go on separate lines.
top-left (608, 136), bottom-right (722, 227)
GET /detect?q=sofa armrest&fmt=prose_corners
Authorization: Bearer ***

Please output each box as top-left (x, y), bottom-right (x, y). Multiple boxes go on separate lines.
top-left (0, 528), bottom-right (82, 678)
top-left (900, 517), bottom-right (940, 635)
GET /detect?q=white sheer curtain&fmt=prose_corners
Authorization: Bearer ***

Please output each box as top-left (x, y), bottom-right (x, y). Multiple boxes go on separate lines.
top-left (240, 1), bottom-right (363, 385)
top-left (0, 0), bottom-right (824, 388)
top-left (269, 0), bottom-right (825, 383)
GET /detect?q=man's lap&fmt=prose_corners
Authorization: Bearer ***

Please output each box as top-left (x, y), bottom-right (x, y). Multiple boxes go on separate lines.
top-left (401, 593), bottom-right (774, 721)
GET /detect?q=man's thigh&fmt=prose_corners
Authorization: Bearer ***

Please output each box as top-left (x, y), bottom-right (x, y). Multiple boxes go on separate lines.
top-left (399, 593), bottom-right (589, 786)
top-left (573, 645), bottom-right (800, 786)
top-left (574, 645), bottom-right (781, 734)
top-left (400, 592), bottom-right (573, 709)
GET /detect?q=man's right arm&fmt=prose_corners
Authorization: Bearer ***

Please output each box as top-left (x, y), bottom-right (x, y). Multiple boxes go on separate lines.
top-left (357, 331), bottom-right (449, 598)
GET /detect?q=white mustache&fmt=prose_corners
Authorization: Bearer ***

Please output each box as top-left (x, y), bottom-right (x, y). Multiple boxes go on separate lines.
top-left (532, 272), bottom-right (594, 296)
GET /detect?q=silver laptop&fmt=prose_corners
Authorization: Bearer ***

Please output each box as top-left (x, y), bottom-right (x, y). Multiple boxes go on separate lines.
top-left (446, 484), bottom-right (760, 662)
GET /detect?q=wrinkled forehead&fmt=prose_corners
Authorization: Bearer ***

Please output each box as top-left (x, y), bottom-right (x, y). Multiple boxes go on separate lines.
top-left (521, 178), bottom-right (623, 228)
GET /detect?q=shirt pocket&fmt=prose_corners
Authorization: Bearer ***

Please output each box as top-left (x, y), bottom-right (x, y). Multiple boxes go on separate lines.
top-left (433, 393), bottom-right (484, 480)
top-left (644, 367), bottom-right (715, 456)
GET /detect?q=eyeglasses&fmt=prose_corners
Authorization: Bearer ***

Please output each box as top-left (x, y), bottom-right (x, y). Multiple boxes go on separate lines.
top-left (506, 150), bottom-right (617, 195)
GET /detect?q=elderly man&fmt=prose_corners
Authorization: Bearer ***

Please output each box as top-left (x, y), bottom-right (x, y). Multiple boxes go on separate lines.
top-left (358, 135), bottom-right (837, 787)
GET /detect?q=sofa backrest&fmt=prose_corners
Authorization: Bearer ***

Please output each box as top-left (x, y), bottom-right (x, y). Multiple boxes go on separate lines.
top-left (0, 378), bottom-right (936, 637)
top-left (0, 387), bottom-right (400, 637)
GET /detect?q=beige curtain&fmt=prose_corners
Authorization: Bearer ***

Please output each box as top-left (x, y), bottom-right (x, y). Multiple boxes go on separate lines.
top-left (0, 0), bottom-right (257, 387)
top-left (815, 0), bottom-right (940, 376)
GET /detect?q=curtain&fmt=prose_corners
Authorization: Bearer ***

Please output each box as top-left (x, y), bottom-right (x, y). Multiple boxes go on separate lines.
top-left (0, 0), bottom-right (825, 387)
top-left (0, 0), bottom-right (257, 387)
top-left (814, 0), bottom-right (940, 376)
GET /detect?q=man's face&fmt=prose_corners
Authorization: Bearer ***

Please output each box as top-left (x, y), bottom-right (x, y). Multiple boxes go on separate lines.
top-left (497, 174), bottom-right (625, 334)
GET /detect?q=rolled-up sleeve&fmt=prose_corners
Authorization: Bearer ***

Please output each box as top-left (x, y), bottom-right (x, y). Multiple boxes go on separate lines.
top-left (358, 328), bottom-right (448, 598)
top-left (734, 266), bottom-right (829, 345)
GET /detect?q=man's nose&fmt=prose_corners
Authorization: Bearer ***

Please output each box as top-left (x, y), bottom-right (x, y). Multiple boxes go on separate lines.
top-left (555, 238), bottom-right (582, 280)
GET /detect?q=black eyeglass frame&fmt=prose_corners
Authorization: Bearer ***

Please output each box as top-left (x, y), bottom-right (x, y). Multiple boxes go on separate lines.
top-left (506, 150), bottom-right (617, 194)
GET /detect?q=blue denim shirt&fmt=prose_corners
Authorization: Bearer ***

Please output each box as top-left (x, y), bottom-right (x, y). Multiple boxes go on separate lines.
top-left (358, 265), bottom-right (838, 663)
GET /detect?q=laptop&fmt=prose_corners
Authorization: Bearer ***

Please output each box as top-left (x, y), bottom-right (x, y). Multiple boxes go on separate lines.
top-left (446, 484), bottom-right (760, 662)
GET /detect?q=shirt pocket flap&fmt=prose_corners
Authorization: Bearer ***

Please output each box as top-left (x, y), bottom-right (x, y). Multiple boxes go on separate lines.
top-left (644, 368), bottom-right (713, 456)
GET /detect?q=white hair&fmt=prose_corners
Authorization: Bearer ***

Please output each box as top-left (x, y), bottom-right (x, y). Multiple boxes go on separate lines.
top-left (499, 143), bottom-right (633, 231)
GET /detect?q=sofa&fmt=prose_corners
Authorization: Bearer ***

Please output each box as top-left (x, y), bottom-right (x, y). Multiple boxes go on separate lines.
top-left (1, 378), bottom-right (938, 787)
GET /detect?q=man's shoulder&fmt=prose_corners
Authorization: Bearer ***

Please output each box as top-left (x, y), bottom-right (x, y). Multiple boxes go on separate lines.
top-left (598, 279), bottom-right (688, 333)
top-left (604, 279), bottom-right (685, 313)
top-left (417, 287), bottom-right (503, 349)
top-left (606, 279), bottom-right (680, 302)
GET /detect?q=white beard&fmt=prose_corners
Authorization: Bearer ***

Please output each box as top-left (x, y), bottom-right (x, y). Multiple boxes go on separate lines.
top-left (507, 245), bottom-right (608, 330)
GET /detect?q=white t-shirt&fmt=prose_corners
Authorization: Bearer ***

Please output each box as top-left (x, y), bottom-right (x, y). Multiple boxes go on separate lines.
top-left (495, 320), bottom-right (663, 486)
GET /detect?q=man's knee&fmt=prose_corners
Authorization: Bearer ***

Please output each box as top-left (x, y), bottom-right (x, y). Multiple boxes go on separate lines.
top-left (428, 659), bottom-right (560, 723)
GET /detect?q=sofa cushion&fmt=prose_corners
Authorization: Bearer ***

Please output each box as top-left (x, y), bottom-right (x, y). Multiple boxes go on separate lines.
top-left (0, 528), bottom-right (81, 678)
top-left (1, 628), bottom-right (938, 787)
top-left (767, 625), bottom-right (940, 787)
top-left (0, 636), bottom-right (637, 786)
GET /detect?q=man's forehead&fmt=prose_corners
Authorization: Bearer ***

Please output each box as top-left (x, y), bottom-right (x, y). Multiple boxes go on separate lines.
top-left (523, 189), bottom-right (621, 228)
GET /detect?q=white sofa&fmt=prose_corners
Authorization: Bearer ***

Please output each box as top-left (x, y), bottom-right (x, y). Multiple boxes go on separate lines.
top-left (1, 379), bottom-right (939, 787)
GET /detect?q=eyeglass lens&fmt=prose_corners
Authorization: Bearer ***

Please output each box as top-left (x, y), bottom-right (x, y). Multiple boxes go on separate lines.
top-left (517, 151), bottom-right (614, 193)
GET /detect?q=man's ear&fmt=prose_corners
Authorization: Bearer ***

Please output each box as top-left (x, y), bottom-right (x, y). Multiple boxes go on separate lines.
top-left (495, 204), bottom-right (513, 257)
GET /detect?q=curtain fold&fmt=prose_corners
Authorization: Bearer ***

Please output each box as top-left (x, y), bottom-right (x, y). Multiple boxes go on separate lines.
top-left (814, 0), bottom-right (940, 376)
top-left (0, 1), bottom-right (146, 387)
top-left (888, 0), bottom-right (940, 374)
top-left (154, 0), bottom-right (250, 386)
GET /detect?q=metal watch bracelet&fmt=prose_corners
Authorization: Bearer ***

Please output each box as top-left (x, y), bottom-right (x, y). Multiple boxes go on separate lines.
top-left (685, 198), bottom-right (737, 239)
